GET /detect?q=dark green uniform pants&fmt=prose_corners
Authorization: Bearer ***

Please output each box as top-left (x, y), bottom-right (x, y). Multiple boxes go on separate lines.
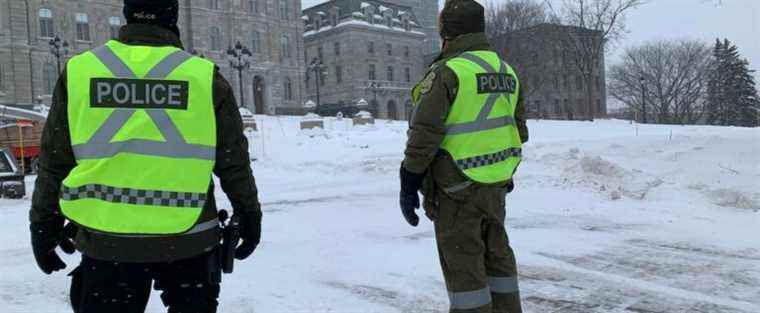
top-left (432, 184), bottom-right (522, 313)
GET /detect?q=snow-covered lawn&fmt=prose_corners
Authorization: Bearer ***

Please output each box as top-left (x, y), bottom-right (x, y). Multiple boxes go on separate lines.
top-left (1, 117), bottom-right (758, 312)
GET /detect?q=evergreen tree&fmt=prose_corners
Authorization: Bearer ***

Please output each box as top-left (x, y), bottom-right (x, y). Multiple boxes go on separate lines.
top-left (707, 39), bottom-right (760, 126)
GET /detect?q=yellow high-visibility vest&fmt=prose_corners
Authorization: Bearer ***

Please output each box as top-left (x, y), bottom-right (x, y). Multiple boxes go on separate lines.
top-left (61, 40), bottom-right (217, 235)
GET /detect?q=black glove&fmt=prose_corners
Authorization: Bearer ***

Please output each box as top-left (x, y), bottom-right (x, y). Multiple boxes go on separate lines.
top-left (506, 180), bottom-right (515, 193)
top-left (399, 165), bottom-right (426, 227)
top-left (30, 218), bottom-right (77, 274)
top-left (234, 211), bottom-right (261, 260)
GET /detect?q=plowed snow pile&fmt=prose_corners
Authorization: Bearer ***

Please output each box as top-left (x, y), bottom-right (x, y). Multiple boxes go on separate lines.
top-left (562, 154), bottom-right (663, 200)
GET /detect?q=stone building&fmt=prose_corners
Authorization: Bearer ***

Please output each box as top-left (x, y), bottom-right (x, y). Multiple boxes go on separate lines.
top-left (301, 0), bottom-right (438, 120)
top-left (0, 0), bottom-right (306, 115)
top-left (495, 23), bottom-right (607, 120)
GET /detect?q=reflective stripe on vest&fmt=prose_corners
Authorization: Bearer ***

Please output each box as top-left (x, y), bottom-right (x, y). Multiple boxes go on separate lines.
top-left (440, 51), bottom-right (522, 184)
top-left (61, 184), bottom-right (207, 209)
top-left (61, 41), bottom-right (216, 235)
top-left (72, 45), bottom-right (215, 161)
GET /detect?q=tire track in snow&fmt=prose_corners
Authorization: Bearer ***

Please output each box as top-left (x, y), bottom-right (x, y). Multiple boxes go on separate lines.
top-left (530, 252), bottom-right (758, 312)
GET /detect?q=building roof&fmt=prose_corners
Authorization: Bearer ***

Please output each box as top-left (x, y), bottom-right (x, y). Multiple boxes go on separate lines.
top-left (302, 0), bottom-right (425, 38)
top-left (303, 0), bottom-right (420, 26)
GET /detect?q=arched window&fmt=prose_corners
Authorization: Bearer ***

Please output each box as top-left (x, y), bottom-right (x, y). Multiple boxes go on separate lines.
top-left (283, 77), bottom-right (293, 100)
top-left (279, 35), bottom-right (291, 61)
top-left (43, 63), bottom-right (57, 94)
top-left (108, 16), bottom-right (121, 39)
top-left (75, 13), bottom-right (90, 41)
top-left (280, 0), bottom-right (290, 20)
top-left (38, 9), bottom-right (54, 38)
top-left (249, 0), bottom-right (258, 14)
top-left (386, 66), bottom-right (394, 82)
top-left (209, 27), bottom-right (222, 51)
top-left (251, 31), bottom-right (261, 53)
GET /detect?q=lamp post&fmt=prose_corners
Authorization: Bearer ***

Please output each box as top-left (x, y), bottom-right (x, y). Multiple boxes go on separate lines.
top-left (306, 57), bottom-right (327, 108)
top-left (640, 76), bottom-right (647, 124)
top-left (48, 36), bottom-right (69, 75)
top-left (226, 41), bottom-right (252, 108)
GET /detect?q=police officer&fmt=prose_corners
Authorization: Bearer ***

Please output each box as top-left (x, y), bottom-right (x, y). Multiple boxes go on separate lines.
top-left (29, 1), bottom-right (262, 312)
top-left (399, 0), bottom-right (528, 312)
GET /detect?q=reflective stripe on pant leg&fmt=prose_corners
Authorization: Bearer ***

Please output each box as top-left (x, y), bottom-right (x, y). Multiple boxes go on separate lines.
top-left (488, 276), bottom-right (519, 294)
top-left (448, 287), bottom-right (492, 310)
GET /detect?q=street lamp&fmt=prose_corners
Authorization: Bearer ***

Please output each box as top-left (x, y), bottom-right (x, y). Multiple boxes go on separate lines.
top-left (48, 36), bottom-right (69, 75)
top-left (640, 76), bottom-right (647, 124)
top-left (226, 41), bottom-right (253, 108)
top-left (306, 57), bottom-right (328, 108)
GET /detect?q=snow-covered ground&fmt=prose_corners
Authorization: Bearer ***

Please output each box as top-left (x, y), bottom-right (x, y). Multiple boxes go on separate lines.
top-left (1, 117), bottom-right (759, 312)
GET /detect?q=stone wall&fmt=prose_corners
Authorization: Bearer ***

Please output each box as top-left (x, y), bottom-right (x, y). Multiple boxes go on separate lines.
top-left (0, 0), bottom-right (306, 116)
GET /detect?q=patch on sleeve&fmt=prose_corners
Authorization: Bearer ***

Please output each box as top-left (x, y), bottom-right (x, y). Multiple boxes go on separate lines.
top-left (419, 71), bottom-right (437, 95)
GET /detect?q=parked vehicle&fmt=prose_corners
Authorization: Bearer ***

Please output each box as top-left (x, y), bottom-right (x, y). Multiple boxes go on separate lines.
top-left (0, 104), bottom-right (47, 174)
top-left (0, 148), bottom-right (25, 199)
top-left (0, 120), bottom-right (43, 174)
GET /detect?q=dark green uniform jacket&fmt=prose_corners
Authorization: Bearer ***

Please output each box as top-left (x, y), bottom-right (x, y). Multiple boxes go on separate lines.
top-left (403, 32), bottom-right (529, 188)
top-left (30, 24), bottom-right (262, 263)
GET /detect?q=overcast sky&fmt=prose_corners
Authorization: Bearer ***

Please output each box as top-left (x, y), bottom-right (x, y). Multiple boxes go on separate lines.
top-left (303, 0), bottom-right (759, 77)
top-left (607, 0), bottom-right (759, 74)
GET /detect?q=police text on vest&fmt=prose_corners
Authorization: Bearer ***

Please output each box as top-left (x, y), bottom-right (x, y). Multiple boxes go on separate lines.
top-left (90, 78), bottom-right (189, 109)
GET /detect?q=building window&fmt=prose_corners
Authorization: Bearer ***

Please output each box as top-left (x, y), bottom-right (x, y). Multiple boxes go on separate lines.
top-left (576, 75), bottom-right (583, 90)
top-left (249, 0), bottom-right (258, 14)
top-left (108, 16), bottom-right (121, 39)
top-left (368, 41), bottom-right (374, 55)
top-left (284, 77), bottom-right (293, 100)
top-left (386, 43), bottom-right (392, 56)
top-left (404, 46), bottom-right (409, 58)
top-left (209, 0), bottom-right (219, 10)
top-left (386, 66), bottom-right (394, 81)
top-left (554, 99), bottom-right (560, 114)
top-left (280, 35), bottom-right (291, 61)
top-left (597, 99), bottom-right (603, 113)
top-left (334, 42), bottom-right (340, 56)
top-left (317, 45), bottom-right (323, 61)
top-left (43, 63), bottom-right (57, 94)
top-left (595, 75), bottom-right (601, 90)
top-left (336, 65), bottom-right (342, 83)
top-left (563, 75), bottom-right (568, 90)
top-left (369, 64), bottom-right (376, 80)
top-left (251, 31), bottom-right (261, 53)
top-left (404, 67), bottom-right (410, 83)
top-left (280, 0), bottom-right (290, 20)
top-left (209, 27), bottom-right (222, 51)
top-left (75, 13), bottom-right (90, 41)
top-left (39, 9), bottom-right (54, 38)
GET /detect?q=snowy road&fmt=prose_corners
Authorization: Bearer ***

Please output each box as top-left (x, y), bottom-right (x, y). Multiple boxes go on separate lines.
top-left (1, 117), bottom-right (758, 312)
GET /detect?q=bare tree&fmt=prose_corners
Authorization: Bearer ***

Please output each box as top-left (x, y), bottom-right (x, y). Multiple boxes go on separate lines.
top-left (608, 40), bottom-right (712, 124)
top-left (485, 0), bottom-right (553, 42)
top-left (546, 0), bottom-right (645, 120)
top-left (486, 0), bottom-right (555, 111)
